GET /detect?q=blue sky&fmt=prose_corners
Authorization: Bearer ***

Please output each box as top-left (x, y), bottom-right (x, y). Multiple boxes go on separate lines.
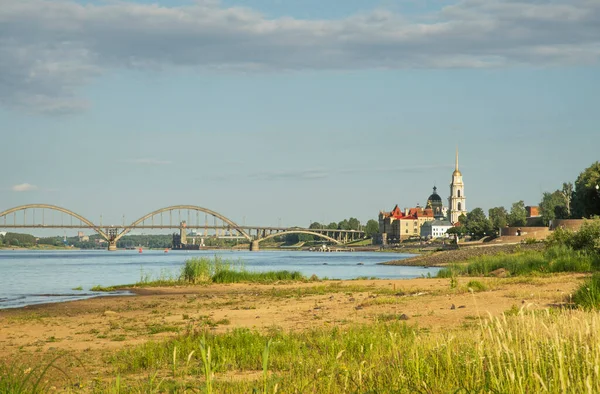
top-left (1, 0), bottom-right (599, 233)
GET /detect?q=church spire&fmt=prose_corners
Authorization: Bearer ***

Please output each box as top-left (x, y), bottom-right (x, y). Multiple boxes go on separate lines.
top-left (455, 146), bottom-right (459, 172)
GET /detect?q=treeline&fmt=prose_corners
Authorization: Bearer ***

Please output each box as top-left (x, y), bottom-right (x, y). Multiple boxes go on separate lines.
top-left (0, 232), bottom-right (37, 247)
top-left (449, 161), bottom-right (600, 240)
top-left (279, 218), bottom-right (379, 244)
top-left (448, 201), bottom-right (529, 240)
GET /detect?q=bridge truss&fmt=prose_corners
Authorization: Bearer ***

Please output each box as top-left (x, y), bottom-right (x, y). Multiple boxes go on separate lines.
top-left (0, 204), bottom-right (365, 251)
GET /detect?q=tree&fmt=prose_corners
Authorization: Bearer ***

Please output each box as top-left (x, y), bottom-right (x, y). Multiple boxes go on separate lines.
top-left (463, 208), bottom-right (492, 239)
top-left (507, 201), bottom-right (527, 227)
top-left (309, 222), bottom-right (322, 230)
top-left (488, 206), bottom-right (508, 233)
top-left (347, 217), bottom-right (361, 231)
top-left (327, 222), bottom-right (338, 230)
top-left (539, 190), bottom-right (568, 226)
top-left (572, 161), bottom-right (600, 218)
top-left (337, 219), bottom-right (350, 230)
top-left (364, 219), bottom-right (379, 237)
top-left (561, 182), bottom-right (573, 217)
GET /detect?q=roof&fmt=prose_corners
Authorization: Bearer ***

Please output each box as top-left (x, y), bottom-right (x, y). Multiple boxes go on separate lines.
top-left (427, 186), bottom-right (443, 202)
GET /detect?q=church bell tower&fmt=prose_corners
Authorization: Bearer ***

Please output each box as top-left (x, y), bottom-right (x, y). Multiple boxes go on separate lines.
top-left (448, 148), bottom-right (466, 224)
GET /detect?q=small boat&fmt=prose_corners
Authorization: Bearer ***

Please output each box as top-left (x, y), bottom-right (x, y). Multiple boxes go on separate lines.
top-left (138, 247), bottom-right (143, 254)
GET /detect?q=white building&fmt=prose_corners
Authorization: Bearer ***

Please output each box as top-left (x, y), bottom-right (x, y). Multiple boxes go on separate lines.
top-left (420, 220), bottom-right (454, 239)
top-left (448, 148), bottom-right (467, 224)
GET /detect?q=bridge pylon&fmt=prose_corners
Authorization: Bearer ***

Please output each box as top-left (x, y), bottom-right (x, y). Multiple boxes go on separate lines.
top-left (250, 240), bottom-right (260, 251)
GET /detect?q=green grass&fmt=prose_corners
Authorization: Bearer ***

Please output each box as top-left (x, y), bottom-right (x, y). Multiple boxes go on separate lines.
top-left (438, 245), bottom-right (599, 278)
top-left (466, 280), bottom-right (488, 292)
top-left (212, 269), bottom-right (305, 283)
top-left (95, 309), bottom-right (600, 393)
top-left (91, 257), bottom-right (310, 291)
top-left (90, 285), bottom-right (117, 292)
top-left (573, 273), bottom-right (600, 310)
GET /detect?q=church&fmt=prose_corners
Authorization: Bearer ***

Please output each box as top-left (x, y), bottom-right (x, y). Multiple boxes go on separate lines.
top-left (376, 150), bottom-right (467, 244)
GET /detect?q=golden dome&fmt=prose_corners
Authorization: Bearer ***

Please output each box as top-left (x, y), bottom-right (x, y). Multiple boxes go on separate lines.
top-left (453, 169), bottom-right (462, 176)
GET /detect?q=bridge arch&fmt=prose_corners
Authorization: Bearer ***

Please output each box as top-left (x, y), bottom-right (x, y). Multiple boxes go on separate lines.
top-left (118, 205), bottom-right (252, 242)
top-left (0, 204), bottom-right (109, 240)
top-left (257, 230), bottom-right (342, 245)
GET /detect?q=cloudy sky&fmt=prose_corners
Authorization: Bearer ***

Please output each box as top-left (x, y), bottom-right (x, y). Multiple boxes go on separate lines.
top-left (1, 0), bottom-right (599, 231)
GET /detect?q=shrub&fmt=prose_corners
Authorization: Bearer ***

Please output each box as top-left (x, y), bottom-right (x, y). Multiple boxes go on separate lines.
top-left (546, 218), bottom-right (600, 253)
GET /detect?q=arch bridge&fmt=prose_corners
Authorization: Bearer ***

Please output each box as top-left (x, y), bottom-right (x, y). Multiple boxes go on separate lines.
top-left (0, 204), bottom-right (365, 251)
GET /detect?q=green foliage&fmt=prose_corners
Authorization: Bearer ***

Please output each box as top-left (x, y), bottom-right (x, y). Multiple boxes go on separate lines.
top-left (212, 270), bottom-right (305, 284)
top-left (181, 256), bottom-right (306, 285)
top-left (0, 354), bottom-right (70, 393)
top-left (181, 256), bottom-right (237, 284)
top-left (539, 190), bottom-right (569, 225)
top-left (438, 245), bottom-right (599, 277)
top-left (466, 280), bottom-right (488, 292)
top-left (546, 218), bottom-right (600, 253)
top-left (488, 206), bottom-right (508, 232)
top-left (364, 219), bottom-right (379, 237)
top-left (103, 312), bottom-right (600, 393)
top-left (326, 222), bottom-right (338, 230)
top-left (337, 219), bottom-right (350, 230)
top-left (508, 200), bottom-right (528, 227)
top-left (463, 208), bottom-right (492, 239)
top-left (117, 234), bottom-right (172, 249)
top-left (347, 217), bottom-right (361, 230)
top-left (573, 273), bottom-right (600, 310)
top-left (2, 232), bottom-right (36, 247)
top-left (572, 161), bottom-right (600, 218)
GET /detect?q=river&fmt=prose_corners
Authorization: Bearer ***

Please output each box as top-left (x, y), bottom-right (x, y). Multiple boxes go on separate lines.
top-left (0, 249), bottom-right (439, 309)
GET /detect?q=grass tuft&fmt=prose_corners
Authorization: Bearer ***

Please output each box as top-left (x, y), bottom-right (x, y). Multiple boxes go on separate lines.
top-left (573, 273), bottom-right (600, 310)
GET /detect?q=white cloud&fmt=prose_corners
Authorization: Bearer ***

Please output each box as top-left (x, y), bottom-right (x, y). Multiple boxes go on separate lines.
top-left (11, 183), bottom-right (38, 192)
top-left (0, 0), bottom-right (599, 113)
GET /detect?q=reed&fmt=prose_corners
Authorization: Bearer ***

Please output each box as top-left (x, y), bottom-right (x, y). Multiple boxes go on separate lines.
top-left (180, 256), bottom-right (306, 284)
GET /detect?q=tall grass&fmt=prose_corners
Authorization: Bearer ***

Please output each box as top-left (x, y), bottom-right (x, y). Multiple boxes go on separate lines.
top-left (573, 273), bottom-right (600, 310)
top-left (180, 256), bottom-right (306, 284)
top-left (438, 245), bottom-right (600, 277)
top-left (101, 309), bottom-right (600, 393)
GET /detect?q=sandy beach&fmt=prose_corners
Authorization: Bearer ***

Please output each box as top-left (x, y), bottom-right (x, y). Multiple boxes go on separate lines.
top-left (0, 272), bottom-right (584, 390)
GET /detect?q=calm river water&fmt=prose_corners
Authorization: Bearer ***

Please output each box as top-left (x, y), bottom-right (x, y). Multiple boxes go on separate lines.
top-left (0, 250), bottom-right (439, 309)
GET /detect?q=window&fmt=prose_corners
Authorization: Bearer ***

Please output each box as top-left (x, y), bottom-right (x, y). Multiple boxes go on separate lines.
top-left (458, 190), bottom-right (461, 197)
top-left (458, 202), bottom-right (462, 211)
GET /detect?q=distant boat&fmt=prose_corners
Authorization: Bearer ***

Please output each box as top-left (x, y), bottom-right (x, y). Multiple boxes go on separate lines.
top-left (164, 248), bottom-right (169, 253)
top-left (138, 247), bottom-right (143, 254)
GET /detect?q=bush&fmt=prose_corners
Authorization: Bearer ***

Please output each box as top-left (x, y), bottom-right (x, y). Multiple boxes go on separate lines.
top-left (546, 218), bottom-right (600, 253)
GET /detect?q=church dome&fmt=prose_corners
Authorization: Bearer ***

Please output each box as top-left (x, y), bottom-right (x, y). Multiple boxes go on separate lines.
top-left (452, 169), bottom-right (462, 176)
top-left (427, 186), bottom-right (442, 203)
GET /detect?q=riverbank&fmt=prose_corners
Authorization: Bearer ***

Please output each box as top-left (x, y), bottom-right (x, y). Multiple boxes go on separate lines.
top-left (381, 242), bottom-right (545, 266)
top-left (0, 272), bottom-right (584, 392)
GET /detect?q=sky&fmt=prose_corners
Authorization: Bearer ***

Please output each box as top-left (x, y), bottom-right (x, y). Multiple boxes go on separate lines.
top-left (1, 0), bottom-right (599, 233)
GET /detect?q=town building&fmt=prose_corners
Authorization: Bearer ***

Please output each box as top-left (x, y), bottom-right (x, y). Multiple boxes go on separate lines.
top-left (448, 149), bottom-right (467, 224)
top-left (376, 149), bottom-right (467, 244)
top-left (377, 205), bottom-right (435, 244)
top-left (420, 219), bottom-right (454, 239)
